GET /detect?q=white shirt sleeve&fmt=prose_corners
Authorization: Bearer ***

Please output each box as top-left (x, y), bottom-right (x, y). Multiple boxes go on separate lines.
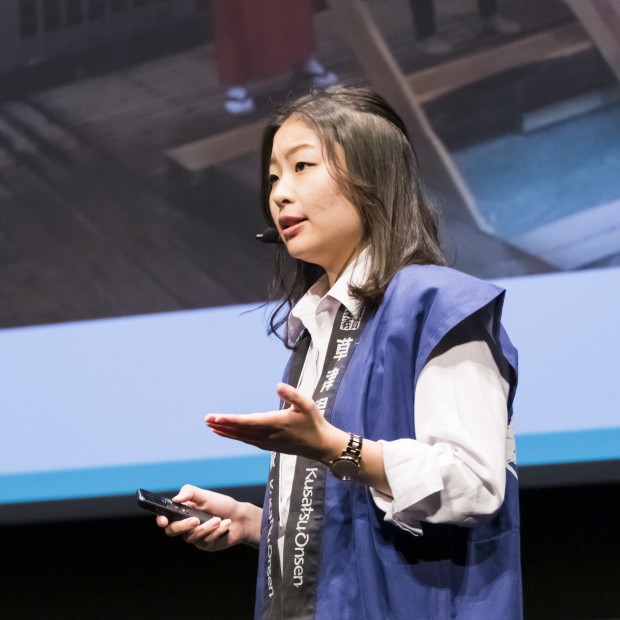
top-left (370, 339), bottom-right (510, 536)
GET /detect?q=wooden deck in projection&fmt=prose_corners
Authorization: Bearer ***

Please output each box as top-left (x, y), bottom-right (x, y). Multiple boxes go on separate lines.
top-left (0, 0), bottom-right (577, 328)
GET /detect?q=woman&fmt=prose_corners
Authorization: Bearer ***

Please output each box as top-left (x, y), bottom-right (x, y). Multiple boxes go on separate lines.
top-left (157, 86), bottom-right (522, 619)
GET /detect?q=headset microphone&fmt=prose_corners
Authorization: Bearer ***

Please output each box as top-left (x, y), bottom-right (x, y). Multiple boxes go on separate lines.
top-left (256, 227), bottom-right (282, 244)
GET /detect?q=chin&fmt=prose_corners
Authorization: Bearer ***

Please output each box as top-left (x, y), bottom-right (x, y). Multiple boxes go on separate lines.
top-left (284, 233), bottom-right (328, 263)
top-left (283, 237), bottom-right (305, 255)
top-left (285, 245), bottom-right (320, 267)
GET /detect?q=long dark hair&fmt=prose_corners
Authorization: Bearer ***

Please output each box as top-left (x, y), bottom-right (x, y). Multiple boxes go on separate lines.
top-left (260, 85), bottom-right (445, 347)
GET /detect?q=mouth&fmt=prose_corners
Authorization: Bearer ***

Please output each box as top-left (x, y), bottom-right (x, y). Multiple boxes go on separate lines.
top-left (278, 215), bottom-right (308, 236)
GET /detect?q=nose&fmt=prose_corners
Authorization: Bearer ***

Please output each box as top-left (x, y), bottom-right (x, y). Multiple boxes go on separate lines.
top-left (270, 174), bottom-right (293, 210)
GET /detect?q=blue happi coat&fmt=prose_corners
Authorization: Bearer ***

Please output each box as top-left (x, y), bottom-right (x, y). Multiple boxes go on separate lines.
top-left (255, 265), bottom-right (522, 619)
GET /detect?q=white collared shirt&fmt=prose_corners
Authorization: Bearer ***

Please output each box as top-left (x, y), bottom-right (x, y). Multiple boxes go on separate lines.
top-left (279, 252), bottom-right (513, 538)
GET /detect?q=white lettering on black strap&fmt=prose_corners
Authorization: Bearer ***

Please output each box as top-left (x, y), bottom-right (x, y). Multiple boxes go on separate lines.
top-left (259, 304), bottom-right (368, 620)
top-left (259, 333), bottom-right (311, 619)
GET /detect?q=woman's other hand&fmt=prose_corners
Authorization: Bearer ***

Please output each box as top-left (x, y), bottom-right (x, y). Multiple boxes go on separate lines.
top-left (156, 484), bottom-right (262, 551)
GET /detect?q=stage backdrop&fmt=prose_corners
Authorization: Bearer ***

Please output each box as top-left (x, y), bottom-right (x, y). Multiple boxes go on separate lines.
top-left (1, 0), bottom-right (619, 521)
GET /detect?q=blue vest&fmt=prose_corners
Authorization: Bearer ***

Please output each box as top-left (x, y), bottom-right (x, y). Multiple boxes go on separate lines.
top-left (256, 265), bottom-right (522, 619)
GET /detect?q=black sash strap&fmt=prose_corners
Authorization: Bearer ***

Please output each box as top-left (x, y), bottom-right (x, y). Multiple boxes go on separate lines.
top-left (260, 332), bottom-right (310, 618)
top-left (259, 304), bottom-right (369, 620)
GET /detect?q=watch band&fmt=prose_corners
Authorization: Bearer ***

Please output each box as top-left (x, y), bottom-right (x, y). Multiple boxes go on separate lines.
top-left (329, 432), bottom-right (363, 480)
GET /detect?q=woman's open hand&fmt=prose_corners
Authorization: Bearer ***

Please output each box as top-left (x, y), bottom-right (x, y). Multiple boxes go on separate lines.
top-left (205, 382), bottom-right (348, 464)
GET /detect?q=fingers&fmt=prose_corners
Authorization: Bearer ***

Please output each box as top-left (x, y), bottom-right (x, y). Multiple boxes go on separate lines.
top-left (209, 426), bottom-right (264, 447)
top-left (163, 516), bottom-right (201, 537)
top-left (205, 383), bottom-right (317, 429)
top-left (168, 516), bottom-right (233, 553)
top-left (156, 515), bottom-right (169, 528)
top-left (206, 412), bottom-right (282, 427)
top-left (183, 516), bottom-right (231, 545)
top-left (194, 519), bottom-right (232, 552)
top-left (163, 514), bottom-right (231, 551)
top-left (205, 414), bottom-right (286, 448)
top-left (277, 382), bottom-right (317, 413)
top-left (207, 420), bottom-right (275, 441)
top-left (171, 483), bottom-right (201, 505)
top-left (154, 486), bottom-right (240, 551)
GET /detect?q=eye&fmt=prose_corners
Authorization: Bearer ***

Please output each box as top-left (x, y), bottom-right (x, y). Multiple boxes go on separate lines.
top-left (295, 162), bottom-right (311, 172)
top-left (268, 174), bottom-right (279, 186)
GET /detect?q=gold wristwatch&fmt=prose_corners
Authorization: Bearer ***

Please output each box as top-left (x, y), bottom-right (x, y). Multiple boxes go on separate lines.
top-left (329, 432), bottom-right (363, 480)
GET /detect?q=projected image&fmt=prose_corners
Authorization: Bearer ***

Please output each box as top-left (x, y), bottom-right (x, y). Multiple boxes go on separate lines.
top-left (1, 0), bottom-right (620, 518)
top-left (0, 0), bottom-right (619, 330)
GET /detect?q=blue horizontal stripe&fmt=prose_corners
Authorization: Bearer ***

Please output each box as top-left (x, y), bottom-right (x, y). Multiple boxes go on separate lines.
top-left (517, 427), bottom-right (620, 466)
top-left (0, 454), bottom-right (270, 504)
top-left (3, 428), bottom-right (620, 504)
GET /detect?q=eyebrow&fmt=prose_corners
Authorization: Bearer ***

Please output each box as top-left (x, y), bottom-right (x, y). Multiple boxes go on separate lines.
top-left (269, 142), bottom-right (316, 165)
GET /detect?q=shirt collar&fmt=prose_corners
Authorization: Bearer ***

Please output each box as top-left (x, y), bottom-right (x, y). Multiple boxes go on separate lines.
top-left (288, 249), bottom-right (370, 342)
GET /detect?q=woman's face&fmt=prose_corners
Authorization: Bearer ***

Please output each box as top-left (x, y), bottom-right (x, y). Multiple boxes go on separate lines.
top-left (268, 118), bottom-right (363, 285)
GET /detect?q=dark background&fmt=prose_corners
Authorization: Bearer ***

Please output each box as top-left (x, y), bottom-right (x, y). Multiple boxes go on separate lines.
top-left (2, 482), bottom-right (620, 619)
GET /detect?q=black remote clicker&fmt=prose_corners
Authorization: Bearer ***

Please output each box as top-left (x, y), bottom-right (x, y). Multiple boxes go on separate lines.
top-left (136, 488), bottom-right (213, 523)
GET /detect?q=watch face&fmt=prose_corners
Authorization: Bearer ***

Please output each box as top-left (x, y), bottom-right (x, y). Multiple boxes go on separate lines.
top-left (331, 457), bottom-right (360, 481)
